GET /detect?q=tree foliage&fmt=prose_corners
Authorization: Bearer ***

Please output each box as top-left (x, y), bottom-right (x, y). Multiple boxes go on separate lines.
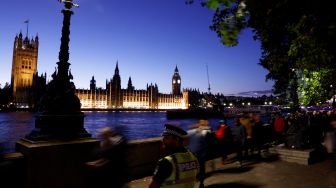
top-left (0, 83), bottom-right (12, 106)
top-left (189, 0), bottom-right (336, 105)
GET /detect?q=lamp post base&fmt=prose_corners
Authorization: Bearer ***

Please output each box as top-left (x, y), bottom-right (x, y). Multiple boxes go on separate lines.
top-left (26, 112), bottom-right (91, 141)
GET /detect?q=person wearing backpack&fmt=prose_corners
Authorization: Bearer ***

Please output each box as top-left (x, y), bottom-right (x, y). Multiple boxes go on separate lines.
top-left (215, 119), bottom-right (232, 164)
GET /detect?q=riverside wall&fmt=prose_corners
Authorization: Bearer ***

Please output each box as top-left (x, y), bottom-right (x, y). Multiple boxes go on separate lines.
top-left (1, 137), bottom-right (163, 188)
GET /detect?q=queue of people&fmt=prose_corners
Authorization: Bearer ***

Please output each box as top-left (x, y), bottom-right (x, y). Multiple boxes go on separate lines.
top-left (84, 110), bottom-right (336, 188)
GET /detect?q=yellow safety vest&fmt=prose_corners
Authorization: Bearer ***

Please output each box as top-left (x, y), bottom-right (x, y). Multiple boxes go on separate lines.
top-left (161, 151), bottom-right (199, 188)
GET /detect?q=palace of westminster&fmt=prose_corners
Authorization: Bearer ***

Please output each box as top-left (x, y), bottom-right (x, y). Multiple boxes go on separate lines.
top-left (8, 31), bottom-right (189, 110)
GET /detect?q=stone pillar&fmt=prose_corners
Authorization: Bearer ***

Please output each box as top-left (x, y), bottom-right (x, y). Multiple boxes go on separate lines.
top-left (16, 138), bottom-right (99, 188)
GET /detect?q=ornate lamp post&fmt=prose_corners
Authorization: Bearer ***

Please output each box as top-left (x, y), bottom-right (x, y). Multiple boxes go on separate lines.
top-left (27, 0), bottom-right (90, 140)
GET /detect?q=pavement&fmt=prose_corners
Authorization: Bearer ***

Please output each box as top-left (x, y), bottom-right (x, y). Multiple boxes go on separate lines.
top-left (129, 152), bottom-right (336, 188)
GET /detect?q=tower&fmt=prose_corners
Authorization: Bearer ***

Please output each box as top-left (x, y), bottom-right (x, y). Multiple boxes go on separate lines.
top-left (172, 65), bottom-right (181, 95)
top-left (90, 76), bottom-right (96, 91)
top-left (107, 61), bottom-right (123, 108)
top-left (11, 31), bottom-right (39, 107)
top-left (147, 83), bottom-right (159, 109)
top-left (127, 76), bottom-right (134, 91)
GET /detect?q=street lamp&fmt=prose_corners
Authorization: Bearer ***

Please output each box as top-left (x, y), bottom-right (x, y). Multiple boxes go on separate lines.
top-left (331, 85), bottom-right (336, 109)
top-left (26, 0), bottom-right (91, 141)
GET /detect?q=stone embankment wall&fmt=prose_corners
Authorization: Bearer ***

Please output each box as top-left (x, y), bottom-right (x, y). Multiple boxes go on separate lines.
top-left (2, 137), bottom-right (163, 187)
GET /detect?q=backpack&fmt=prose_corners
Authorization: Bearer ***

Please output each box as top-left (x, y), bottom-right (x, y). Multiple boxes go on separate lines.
top-left (215, 125), bottom-right (232, 140)
top-left (215, 126), bottom-right (225, 139)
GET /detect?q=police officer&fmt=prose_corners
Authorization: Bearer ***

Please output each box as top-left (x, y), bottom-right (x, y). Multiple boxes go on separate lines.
top-left (149, 124), bottom-right (199, 188)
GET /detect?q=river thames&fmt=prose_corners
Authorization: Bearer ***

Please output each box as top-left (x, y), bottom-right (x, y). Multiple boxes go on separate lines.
top-left (0, 111), bottom-right (230, 153)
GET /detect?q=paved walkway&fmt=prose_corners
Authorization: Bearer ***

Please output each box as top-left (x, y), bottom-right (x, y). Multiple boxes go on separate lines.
top-left (129, 153), bottom-right (336, 188)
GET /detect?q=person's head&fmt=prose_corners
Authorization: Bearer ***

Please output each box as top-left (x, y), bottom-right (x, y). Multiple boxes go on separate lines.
top-left (98, 127), bottom-right (115, 141)
top-left (219, 119), bottom-right (227, 126)
top-left (198, 119), bottom-right (210, 129)
top-left (161, 124), bottom-right (187, 152)
top-left (254, 114), bottom-right (261, 122)
top-left (239, 116), bottom-right (246, 124)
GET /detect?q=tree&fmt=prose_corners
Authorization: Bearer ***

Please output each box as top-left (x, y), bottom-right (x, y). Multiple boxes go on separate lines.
top-left (189, 0), bottom-right (336, 106)
top-left (0, 83), bottom-right (13, 107)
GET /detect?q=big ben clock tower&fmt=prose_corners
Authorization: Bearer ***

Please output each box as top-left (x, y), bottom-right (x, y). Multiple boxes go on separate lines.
top-left (172, 65), bottom-right (181, 95)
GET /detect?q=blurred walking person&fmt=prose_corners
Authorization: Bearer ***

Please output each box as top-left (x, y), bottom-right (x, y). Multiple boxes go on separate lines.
top-left (86, 127), bottom-right (129, 188)
top-left (187, 119), bottom-right (212, 188)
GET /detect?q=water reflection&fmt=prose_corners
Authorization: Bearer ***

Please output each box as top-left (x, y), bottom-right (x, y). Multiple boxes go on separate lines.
top-left (0, 111), bottom-right (240, 153)
top-left (0, 112), bottom-right (35, 153)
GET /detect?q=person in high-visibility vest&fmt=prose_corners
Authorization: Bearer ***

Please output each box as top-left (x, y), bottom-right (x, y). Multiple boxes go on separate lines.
top-left (149, 124), bottom-right (199, 188)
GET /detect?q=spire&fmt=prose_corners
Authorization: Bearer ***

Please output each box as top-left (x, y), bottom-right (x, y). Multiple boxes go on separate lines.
top-left (14, 35), bottom-right (18, 47)
top-left (90, 76), bottom-right (96, 90)
top-left (23, 36), bottom-right (29, 46)
top-left (127, 76), bottom-right (134, 91)
top-left (114, 60), bottom-right (119, 75)
top-left (175, 65), bottom-right (179, 73)
top-left (17, 31), bottom-right (23, 48)
top-left (35, 34), bottom-right (39, 44)
top-left (128, 76), bottom-right (132, 85)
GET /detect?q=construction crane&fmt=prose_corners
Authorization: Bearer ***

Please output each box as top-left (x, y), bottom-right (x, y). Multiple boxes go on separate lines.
top-left (206, 63), bottom-right (211, 94)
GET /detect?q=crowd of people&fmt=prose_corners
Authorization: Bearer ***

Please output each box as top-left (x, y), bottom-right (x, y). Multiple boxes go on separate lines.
top-left (184, 109), bottom-right (336, 187)
top-left (82, 109), bottom-right (336, 188)
top-left (2, 110), bottom-right (333, 188)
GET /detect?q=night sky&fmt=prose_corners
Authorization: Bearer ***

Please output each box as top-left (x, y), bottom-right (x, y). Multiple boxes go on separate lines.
top-left (0, 0), bottom-right (273, 95)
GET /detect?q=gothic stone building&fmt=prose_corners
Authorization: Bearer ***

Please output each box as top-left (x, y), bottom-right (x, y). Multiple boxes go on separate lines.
top-left (10, 32), bottom-right (46, 108)
top-left (76, 63), bottom-right (188, 109)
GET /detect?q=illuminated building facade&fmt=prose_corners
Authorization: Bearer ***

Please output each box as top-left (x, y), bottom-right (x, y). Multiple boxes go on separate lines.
top-left (10, 31), bottom-right (46, 108)
top-left (76, 63), bottom-right (188, 109)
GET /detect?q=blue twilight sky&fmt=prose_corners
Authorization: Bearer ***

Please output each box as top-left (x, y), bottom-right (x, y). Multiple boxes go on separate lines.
top-left (0, 0), bottom-right (273, 95)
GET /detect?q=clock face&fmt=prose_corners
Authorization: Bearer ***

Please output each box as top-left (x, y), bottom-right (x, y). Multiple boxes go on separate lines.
top-left (177, 79), bottom-right (180, 84)
top-left (173, 80), bottom-right (176, 84)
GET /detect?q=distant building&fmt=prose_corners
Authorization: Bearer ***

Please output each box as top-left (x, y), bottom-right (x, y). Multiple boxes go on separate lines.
top-left (10, 31), bottom-right (46, 108)
top-left (76, 63), bottom-right (188, 109)
top-left (172, 65), bottom-right (181, 95)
